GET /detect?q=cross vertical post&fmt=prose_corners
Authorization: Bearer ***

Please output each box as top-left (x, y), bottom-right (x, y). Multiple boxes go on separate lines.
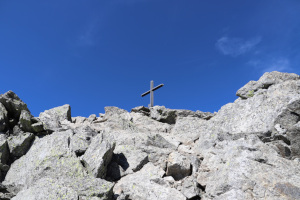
top-left (150, 80), bottom-right (154, 107)
top-left (141, 80), bottom-right (164, 108)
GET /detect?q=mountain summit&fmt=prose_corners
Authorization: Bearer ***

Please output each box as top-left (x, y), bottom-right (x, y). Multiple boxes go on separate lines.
top-left (0, 71), bottom-right (300, 199)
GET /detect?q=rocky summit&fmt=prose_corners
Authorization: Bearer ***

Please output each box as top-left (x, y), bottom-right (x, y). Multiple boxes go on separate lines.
top-left (0, 71), bottom-right (300, 200)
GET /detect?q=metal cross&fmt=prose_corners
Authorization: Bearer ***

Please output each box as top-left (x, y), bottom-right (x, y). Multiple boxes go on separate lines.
top-left (141, 80), bottom-right (164, 107)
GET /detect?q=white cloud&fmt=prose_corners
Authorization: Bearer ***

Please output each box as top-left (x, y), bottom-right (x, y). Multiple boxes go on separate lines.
top-left (263, 59), bottom-right (291, 72)
top-left (248, 58), bottom-right (291, 73)
top-left (216, 36), bottom-right (261, 57)
top-left (77, 20), bottom-right (100, 46)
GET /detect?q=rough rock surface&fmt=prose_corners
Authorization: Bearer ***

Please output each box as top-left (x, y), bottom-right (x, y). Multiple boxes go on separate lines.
top-left (0, 91), bottom-right (29, 121)
top-left (166, 152), bottom-right (191, 180)
top-left (70, 125), bottom-right (98, 156)
top-left (38, 104), bottom-right (71, 131)
top-left (19, 110), bottom-right (44, 133)
top-left (0, 71), bottom-right (299, 199)
top-left (0, 103), bottom-right (8, 132)
top-left (81, 134), bottom-right (116, 179)
top-left (7, 132), bottom-right (34, 158)
top-left (113, 162), bottom-right (186, 200)
top-left (236, 71), bottom-right (300, 99)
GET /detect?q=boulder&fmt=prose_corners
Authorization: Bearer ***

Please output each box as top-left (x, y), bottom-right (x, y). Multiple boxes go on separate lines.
top-left (81, 134), bottom-right (115, 179)
top-left (150, 106), bottom-right (177, 124)
top-left (3, 130), bottom-right (74, 193)
top-left (176, 109), bottom-right (215, 120)
top-left (93, 106), bottom-right (172, 134)
top-left (11, 177), bottom-right (79, 200)
top-left (114, 162), bottom-right (186, 200)
top-left (30, 121), bottom-right (45, 133)
top-left (236, 71), bottom-right (300, 99)
top-left (131, 106), bottom-right (150, 116)
top-left (0, 103), bottom-right (8, 132)
top-left (19, 110), bottom-right (45, 133)
top-left (273, 96), bottom-right (300, 131)
top-left (146, 133), bottom-right (178, 150)
top-left (175, 176), bottom-right (201, 199)
top-left (171, 116), bottom-right (209, 144)
top-left (0, 183), bottom-right (15, 199)
top-left (0, 134), bottom-right (9, 181)
top-left (19, 110), bottom-right (32, 132)
top-left (87, 114), bottom-right (97, 123)
top-left (97, 107), bottom-right (136, 132)
top-left (38, 104), bottom-right (71, 131)
top-left (196, 135), bottom-right (300, 199)
top-left (3, 130), bottom-right (114, 199)
top-left (11, 176), bottom-right (114, 200)
top-left (130, 112), bottom-right (172, 133)
top-left (70, 125), bottom-right (98, 156)
top-left (104, 107), bottom-right (130, 120)
top-left (166, 152), bottom-right (192, 180)
top-left (140, 133), bottom-right (180, 169)
top-left (72, 116), bottom-right (87, 124)
top-left (0, 134), bottom-right (9, 165)
top-left (208, 78), bottom-right (300, 135)
top-left (11, 125), bottom-right (23, 136)
top-left (113, 145), bottom-right (148, 174)
top-left (149, 106), bottom-right (215, 125)
top-left (286, 121), bottom-right (300, 158)
top-left (0, 91), bottom-right (29, 121)
top-left (7, 132), bottom-right (35, 158)
top-left (106, 145), bottom-right (149, 181)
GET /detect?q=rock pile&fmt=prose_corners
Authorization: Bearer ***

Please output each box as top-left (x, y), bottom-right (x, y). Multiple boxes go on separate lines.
top-left (0, 71), bottom-right (299, 200)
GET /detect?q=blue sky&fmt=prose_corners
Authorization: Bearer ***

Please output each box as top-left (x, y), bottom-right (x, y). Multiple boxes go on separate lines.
top-left (1, 0), bottom-right (300, 117)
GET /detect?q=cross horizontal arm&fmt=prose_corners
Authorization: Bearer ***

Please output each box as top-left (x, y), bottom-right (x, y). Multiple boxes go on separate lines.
top-left (152, 84), bottom-right (164, 92)
top-left (141, 91), bottom-right (150, 97)
top-left (141, 83), bottom-right (164, 97)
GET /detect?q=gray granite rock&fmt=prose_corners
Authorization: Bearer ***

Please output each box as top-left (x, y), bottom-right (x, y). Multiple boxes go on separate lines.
top-left (196, 135), bottom-right (300, 199)
top-left (7, 132), bottom-right (35, 158)
top-left (131, 106), bottom-right (150, 116)
top-left (81, 134), bottom-right (115, 179)
top-left (3, 130), bottom-right (114, 199)
top-left (208, 78), bottom-right (300, 135)
top-left (106, 145), bottom-right (149, 181)
top-left (0, 134), bottom-right (9, 165)
top-left (166, 152), bottom-right (191, 181)
top-left (150, 106), bottom-right (178, 124)
top-left (0, 134), bottom-right (9, 181)
top-left (0, 103), bottom-right (8, 132)
top-left (175, 176), bottom-right (201, 199)
top-left (38, 104), bottom-right (71, 131)
top-left (19, 110), bottom-right (45, 133)
top-left (114, 162), bottom-right (186, 200)
top-left (236, 71), bottom-right (300, 99)
top-left (70, 125), bottom-right (98, 156)
top-left (0, 91), bottom-right (29, 121)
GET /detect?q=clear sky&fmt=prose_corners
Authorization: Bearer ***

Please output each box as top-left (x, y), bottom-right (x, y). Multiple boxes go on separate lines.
top-left (1, 0), bottom-right (300, 117)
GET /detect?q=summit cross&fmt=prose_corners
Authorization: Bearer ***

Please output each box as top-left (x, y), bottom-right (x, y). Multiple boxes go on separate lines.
top-left (141, 80), bottom-right (164, 107)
